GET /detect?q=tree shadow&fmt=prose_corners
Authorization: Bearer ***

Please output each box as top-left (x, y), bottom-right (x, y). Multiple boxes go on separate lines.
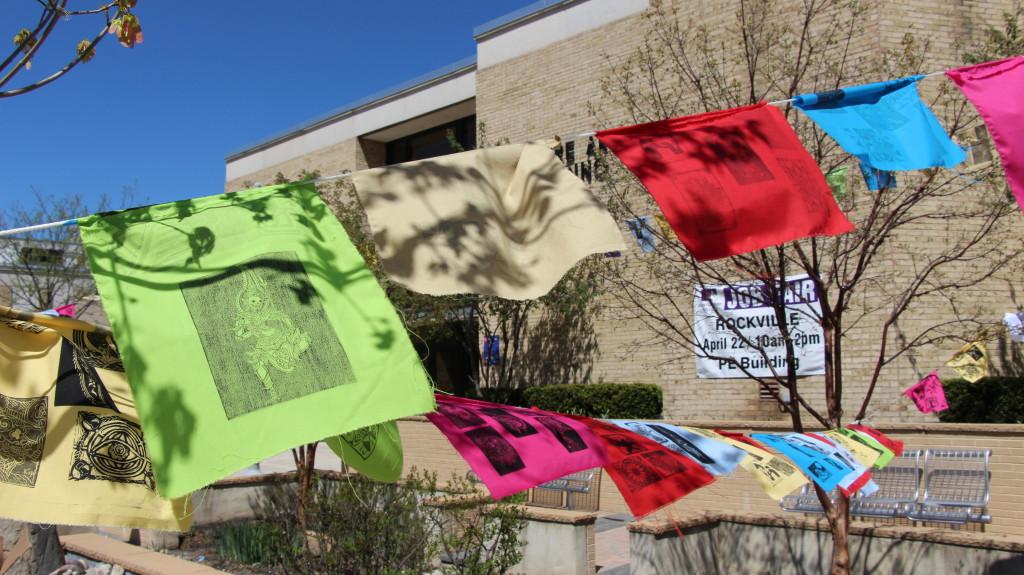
top-left (78, 183), bottom-right (398, 496)
top-left (355, 144), bottom-right (620, 299)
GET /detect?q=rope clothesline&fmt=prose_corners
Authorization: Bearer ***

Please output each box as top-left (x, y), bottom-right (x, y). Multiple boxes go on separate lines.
top-left (0, 69), bottom-right (953, 238)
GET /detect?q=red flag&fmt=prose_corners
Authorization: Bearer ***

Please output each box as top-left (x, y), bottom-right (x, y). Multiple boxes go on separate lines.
top-left (597, 103), bottom-right (853, 260)
top-left (574, 418), bottom-right (714, 517)
top-left (714, 429), bottom-right (769, 451)
top-left (846, 423), bottom-right (904, 457)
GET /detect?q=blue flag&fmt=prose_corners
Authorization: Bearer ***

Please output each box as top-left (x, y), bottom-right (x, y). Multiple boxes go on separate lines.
top-left (859, 162), bottom-right (897, 191)
top-left (794, 77), bottom-right (965, 177)
top-left (613, 420), bottom-right (747, 476)
top-left (625, 216), bottom-right (657, 253)
top-left (751, 432), bottom-right (854, 492)
top-left (482, 335), bottom-right (501, 366)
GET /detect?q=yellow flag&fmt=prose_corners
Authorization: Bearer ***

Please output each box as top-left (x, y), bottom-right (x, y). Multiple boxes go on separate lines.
top-left (823, 429), bottom-right (880, 469)
top-left (0, 306), bottom-right (190, 530)
top-left (946, 340), bottom-right (988, 383)
top-left (681, 426), bottom-right (808, 500)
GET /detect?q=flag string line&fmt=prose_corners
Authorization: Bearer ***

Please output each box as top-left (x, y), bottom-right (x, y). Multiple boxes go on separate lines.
top-left (0, 68), bottom-right (954, 238)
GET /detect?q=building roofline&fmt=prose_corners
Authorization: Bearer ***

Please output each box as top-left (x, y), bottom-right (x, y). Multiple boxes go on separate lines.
top-left (225, 56), bottom-right (477, 162)
top-left (473, 0), bottom-right (585, 40)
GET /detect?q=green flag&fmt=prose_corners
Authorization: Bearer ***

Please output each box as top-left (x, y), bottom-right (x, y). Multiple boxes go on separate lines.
top-left (79, 183), bottom-right (434, 499)
top-left (325, 420), bottom-right (403, 482)
top-left (825, 166), bottom-right (849, 201)
top-left (833, 427), bottom-right (894, 468)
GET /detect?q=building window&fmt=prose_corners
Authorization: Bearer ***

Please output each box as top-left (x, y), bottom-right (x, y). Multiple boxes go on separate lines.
top-left (385, 116), bottom-right (476, 165)
top-left (19, 246), bottom-right (63, 267)
top-left (967, 125), bottom-right (993, 166)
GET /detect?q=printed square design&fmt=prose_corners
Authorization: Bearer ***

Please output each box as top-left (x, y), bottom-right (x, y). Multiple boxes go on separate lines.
top-left (54, 337), bottom-right (119, 412)
top-left (70, 412), bottom-right (154, 490)
top-left (0, 393), bottom-right (47, 488)
top-left (340, 424), bottom-right (380, 460)
top-left (180, 251), bottom-right (356, 419)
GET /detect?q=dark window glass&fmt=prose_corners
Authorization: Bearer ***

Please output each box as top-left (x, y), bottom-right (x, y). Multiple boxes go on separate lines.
top-left (386, 115), bottom-right (476, 165)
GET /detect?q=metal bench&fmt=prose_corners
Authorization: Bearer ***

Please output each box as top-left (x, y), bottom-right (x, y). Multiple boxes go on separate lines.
top-left (780, 484), bottom-right (832, 514)
top-left (778, 449), bottom-right (990, 525)
top-left (908, 449), bottom-right (991, 524)
top-left (779, 451), bottom-right (921, 516)
top-left (528, 469), bottom-right (600, 511)
top-left (850, 450), bottom-right (922, 518)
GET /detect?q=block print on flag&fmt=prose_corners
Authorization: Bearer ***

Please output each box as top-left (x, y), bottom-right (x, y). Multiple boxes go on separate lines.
top-left (55, 337), bottom-right (119, 412)
top-left (427, 395), bottom-right (608, 500)
top-left (339, 424), bottom-right (381, 460)
top-left (612, 420), bottom-right (746, 477)
top-left (478, 407), bottom-right (538, 438)
top-left (597, 102), bottom-right (853, 261)
top-left (180, 251), bottom-right (356, 418)
top-left (70, 412), bottom-right (155, 490)
top-left (464, 427), bottom-right (526, 475)
top-left (0, 394), bottom-right (47, 488)
top-left (576, 418), bottom-right (715, 517)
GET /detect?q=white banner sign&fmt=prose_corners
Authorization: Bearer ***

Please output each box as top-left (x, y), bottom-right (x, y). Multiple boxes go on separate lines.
top-left (693, 275), bottom-right (824, 379)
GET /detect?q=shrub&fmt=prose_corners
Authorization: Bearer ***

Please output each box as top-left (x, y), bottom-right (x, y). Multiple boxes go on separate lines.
top-left (256, 470), bottom-right (526, 574)
top-left (939, 377), bottom-right (1024, 424)
top-left (213, 521), bottom-right (292, 566)
top-left (468, 387), bottom-right (529, 407)
top-left (522, 383), bottom-right (662, 418)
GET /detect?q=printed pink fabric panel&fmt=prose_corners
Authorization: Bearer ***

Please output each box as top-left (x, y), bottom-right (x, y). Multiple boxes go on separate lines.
top-left (903, 371), bottom-right (949, 413)
top-left (427, 394), bottom-right (610, 499)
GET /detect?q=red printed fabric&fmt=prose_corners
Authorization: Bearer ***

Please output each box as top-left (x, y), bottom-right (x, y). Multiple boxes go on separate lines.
top-left (574, 418), bottom-right (715, 517)
top-left (597, 103), bottom-right (854, 261)
top-left (427, 395), bottom-right (609, 500)
top-left (714, 429), bottom-right (770, 451)
top-left (847, 424), bottom-right (904, 457)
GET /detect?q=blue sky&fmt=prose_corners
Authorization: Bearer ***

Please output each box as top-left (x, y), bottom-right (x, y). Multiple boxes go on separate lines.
top-left (1, 0), bottom-right (534, 218)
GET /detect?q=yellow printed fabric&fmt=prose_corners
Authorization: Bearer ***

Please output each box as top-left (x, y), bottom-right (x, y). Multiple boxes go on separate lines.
top-left (823, 429), bottom-right (880, 469)
top-left (0, 307), bottom-right (189, 531)
top-left (681, 427), bottom-right (808, 500)
top-left (351, 142), bottom-right (626, 300)
top-left (945, 341), bottom-right (989, 383)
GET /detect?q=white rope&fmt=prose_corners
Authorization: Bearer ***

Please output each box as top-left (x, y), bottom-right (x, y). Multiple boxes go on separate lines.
top-left (0, 69), bottom-right (954, 238)
top-left (0, 172), bottom-right (357, 238)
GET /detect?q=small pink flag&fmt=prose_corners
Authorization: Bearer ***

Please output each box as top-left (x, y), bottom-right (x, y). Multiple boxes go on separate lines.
top-left (902, 371), bottom-right (949, 413)
top-left (947, 57), bottom-right (1024, 212)
top-left (54, 303), bottom-right (76, 317)
top-left (427, 395), bottom-right (610, 499)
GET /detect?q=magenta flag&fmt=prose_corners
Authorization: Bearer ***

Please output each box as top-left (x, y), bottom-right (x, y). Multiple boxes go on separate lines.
top-left (947, 57), bottom-right (1024, 211)
top-left (902, 371), bottom-right (949, 413)
top-left (427, 395), bottom-right (609, 499)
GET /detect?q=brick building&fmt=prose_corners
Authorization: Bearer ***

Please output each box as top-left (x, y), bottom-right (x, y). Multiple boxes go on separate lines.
top-left (224, 0), bottom-right (1023, 422)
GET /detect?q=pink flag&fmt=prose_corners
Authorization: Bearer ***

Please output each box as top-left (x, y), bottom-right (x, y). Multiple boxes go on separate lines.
top-left (947, 56), bottom-right (1024, 212)
top-left (902, 371), bottom-right (949, 413)
top-left (427, 395), bottom-right (609, 499)
top-left (54, 303), bottom-right (76, 317)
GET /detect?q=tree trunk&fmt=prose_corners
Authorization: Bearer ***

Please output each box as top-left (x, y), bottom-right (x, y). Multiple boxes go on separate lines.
top-left (827, 495), bottom-right (852, 575)
top-left (293, 442), bottom-right (318, 532)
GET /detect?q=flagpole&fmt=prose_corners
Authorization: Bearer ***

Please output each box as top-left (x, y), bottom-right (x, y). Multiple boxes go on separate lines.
top-left (0, 68), bottom-right (957, 238)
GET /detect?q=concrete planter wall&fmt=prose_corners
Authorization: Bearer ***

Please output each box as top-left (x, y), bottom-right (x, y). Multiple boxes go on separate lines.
top-left (628, 513), bottom-right (1024, 575)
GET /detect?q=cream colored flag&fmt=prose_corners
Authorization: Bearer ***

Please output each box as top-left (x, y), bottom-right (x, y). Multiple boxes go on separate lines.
top-left (0, 306), bottom-right (190, 531)
top-left (681, 426), bottom-right (808, 500)
top-left (823, 429), bottom-right (880, 469)
top-left (352, 142), bottom-right (626, 300)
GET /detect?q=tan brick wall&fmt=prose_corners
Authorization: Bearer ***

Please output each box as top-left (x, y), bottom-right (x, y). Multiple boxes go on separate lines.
top-left (473, 0), bottom-right (1023, 422)
top-left (222, 0), bottom-right (1023, 424)
top-left (224, 135), bottom-right (380, 192)
top-left (398, 417), bottom-right (1024, 537)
